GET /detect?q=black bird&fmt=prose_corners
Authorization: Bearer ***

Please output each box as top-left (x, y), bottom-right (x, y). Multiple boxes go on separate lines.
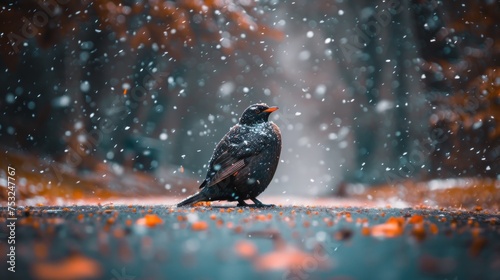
top-left (177, 103), bottom-right (281, 207)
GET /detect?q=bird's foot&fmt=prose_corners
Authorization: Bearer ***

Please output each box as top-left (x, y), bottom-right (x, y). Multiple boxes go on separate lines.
top-left (249, 197), bottom-right (275, 208)
top-left (237, 200), bottom-right (249, 207)
top-left (252, 203), bottom-right (275, 208)
top-left (236, 198), bottom-right (274, 207)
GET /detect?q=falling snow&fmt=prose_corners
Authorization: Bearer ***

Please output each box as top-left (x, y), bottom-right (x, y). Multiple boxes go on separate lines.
top-left (0, 0), bottom-right (498, 209)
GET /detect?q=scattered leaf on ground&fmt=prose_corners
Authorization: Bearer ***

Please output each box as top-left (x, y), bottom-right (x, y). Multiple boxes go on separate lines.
top-left (136, 214), bottom-right (163, 227)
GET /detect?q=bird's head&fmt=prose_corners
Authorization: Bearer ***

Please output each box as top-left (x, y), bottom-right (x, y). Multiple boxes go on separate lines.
top-left (239, 103), bottom-right (279, 125)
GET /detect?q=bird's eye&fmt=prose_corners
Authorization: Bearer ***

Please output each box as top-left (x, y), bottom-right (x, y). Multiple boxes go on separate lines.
top-left (255, 109), bottom-right (261, 114)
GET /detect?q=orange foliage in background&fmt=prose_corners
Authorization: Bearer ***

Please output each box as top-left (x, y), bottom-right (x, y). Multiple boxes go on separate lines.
top-left (431, 68), bottom-right (500, 176)
top-left (432, 68), bottom-right (500, 139)
top-left (0, 0), bottom-right (283, 69)
top-left (421, 1), bottom-right (500, 177)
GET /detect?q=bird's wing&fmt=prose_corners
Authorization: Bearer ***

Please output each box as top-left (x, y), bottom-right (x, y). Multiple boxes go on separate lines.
top-left (207, 152), bottom-right (246, 187)
top-left (200, 125), bottom-right (267, 189)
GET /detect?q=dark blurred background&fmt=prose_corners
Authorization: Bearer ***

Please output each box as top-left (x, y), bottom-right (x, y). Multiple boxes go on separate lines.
top-left (0, 0), bottom-right (499, 202)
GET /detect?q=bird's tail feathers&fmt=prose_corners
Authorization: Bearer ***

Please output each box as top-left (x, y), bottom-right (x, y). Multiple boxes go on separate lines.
top-left (176, 192), bottom-right (207, 207)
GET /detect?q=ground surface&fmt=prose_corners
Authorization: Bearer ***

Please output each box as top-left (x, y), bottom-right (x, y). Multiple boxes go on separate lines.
top-left (1, 202), bottom-right (500, 280)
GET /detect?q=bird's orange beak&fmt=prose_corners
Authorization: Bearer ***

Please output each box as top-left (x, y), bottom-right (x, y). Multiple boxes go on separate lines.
top-left (263, 106), bottom-right (279, 113)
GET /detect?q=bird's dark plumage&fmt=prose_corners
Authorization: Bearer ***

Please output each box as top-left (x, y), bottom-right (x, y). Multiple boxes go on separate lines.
top-left (177, 103), bottom-right (282, 207)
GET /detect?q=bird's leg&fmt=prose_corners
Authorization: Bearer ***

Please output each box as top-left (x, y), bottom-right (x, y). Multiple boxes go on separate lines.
top-left (250, 197), bottom-right (275, 208)
top-left (237, 199), bottom-right (249, 207)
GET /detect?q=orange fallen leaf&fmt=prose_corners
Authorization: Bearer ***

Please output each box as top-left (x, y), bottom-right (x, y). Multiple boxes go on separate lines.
top-left (370, 217), bottom-right (405, 238)
top-left (46, 218), bottom-right (65, 225)
top-left (247, 229), bottom-right (331, 271)
top-left (136, 214), bottom-right (163, 227)
top-left (411, 223), bottom-right (426, 241)
top-left (450, 219), bottom-right (458, 230)
top-left (408, 215), bottom-right (424, 224)
top-left (255, 250), bottom-right (306, 271)
top-left (125, 219), bottom-right (133, 227)
top-left (216, 219), bottom-right (224, 227)
top-left (361, 226), bottom-right (371, 236)
top-left (234, 240), bottom-right (257, 259)
top-left (193, 201), bottom-right (211, 207)
top-left (32, 254), bottom-right (102, 280)
top-left (429, 223), bottom-right (439, 235)
top-left (486, 217), bottom-right (498, 225)
top-left (324, 218), bottom-right (334, 227)
top-left (255, 214), bottom-right (268, 221)
top-left (471, 227), bottom-right (482, 238)
top-left (254, 248), bottom-right (330, 271)
top-left (76, 214), bottom-right (84, 222)
top-left (191, 221), bottom-right (209, 231)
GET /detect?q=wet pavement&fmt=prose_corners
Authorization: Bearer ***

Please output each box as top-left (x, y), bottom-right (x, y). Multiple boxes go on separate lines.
top-left (1, 203), bottom-right (500, 280)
